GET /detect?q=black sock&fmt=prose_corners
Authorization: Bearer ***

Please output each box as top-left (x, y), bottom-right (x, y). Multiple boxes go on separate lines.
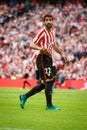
top-left (45, 80), bottom-right (54, 106)
top-left (26, 83), bottom-right (45, 99)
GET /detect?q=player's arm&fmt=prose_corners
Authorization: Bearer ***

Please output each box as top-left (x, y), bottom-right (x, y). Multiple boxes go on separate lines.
top-left (30, 43), bottom-right (46, 54)
top-left (52, 44), bottom-right (69, 63)
top-left (30, 29), bottom-right (51, 56)
top-left (30, 29), bottom-right (44, 51)
top-left (30, 42), bottom-right (42, 51)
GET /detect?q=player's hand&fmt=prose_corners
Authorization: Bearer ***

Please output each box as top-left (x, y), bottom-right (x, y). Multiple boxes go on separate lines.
top-left (62, 54), bottom-right (69, 64)
top-left (40, 47), bottom-right (46, 53)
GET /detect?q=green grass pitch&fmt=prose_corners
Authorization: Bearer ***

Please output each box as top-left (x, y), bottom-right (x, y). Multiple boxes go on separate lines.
top-left (0, 88), bottom-right (87, 130)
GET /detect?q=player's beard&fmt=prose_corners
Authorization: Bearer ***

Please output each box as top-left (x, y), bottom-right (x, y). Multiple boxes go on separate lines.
top-left (45, 23), bottom-right (53, 30)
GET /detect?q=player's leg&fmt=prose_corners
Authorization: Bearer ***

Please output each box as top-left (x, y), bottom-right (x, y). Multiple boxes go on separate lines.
top-left (23, 74), bottom-right (29, 89)
top-left (24, 80), bottom-right (31, 88)
top-left (45, 80), bottom-right (53, 106)
top-left (26, 83), bottom-right (45, 98)
top-left (23, 80), bottom-right (26, 89)
top-left (19, 54), bottom-right (45, 109)
top-left (42, 55), bottom-right (61, 110)
top-left (19, 83), bottom-right (45, 109)
top-left (45, 79), bottom-right (61, 110)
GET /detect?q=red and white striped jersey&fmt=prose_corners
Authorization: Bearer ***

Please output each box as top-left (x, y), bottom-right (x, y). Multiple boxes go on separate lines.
top-left (33, 27), bottom-right (56, 55)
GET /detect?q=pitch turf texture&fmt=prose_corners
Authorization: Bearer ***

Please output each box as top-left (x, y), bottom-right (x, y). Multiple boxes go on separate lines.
top-left (0, 88), bottom-right (87, 130)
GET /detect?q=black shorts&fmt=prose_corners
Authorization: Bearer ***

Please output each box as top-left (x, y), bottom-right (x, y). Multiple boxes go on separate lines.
top-left (23, 73), bottom-right (29, 79)
top-left (36, 54), bottom-right (56, 80)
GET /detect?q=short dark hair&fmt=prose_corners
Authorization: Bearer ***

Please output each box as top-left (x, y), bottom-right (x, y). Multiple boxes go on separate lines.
top-left (43, 14), bottom-right (53, 21)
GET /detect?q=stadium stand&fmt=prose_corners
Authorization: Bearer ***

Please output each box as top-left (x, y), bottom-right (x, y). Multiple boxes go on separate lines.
top-left (0, 0), bottom-right (87, 82)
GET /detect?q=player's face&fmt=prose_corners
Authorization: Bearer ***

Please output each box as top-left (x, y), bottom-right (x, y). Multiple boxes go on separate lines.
top-left (44, 17), bottom-right (53, 29)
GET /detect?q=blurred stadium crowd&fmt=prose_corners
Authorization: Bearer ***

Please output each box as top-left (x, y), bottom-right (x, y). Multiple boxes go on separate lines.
top-left (0, 0), bottom-right (87, 80)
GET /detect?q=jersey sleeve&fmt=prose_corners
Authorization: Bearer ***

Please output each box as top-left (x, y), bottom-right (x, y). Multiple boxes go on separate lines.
top-left (33, 28), bottom-right (44, 45)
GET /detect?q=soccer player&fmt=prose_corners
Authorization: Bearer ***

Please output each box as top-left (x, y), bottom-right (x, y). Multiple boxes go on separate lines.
top-left (22, 62), bottom-right (31, 89)
top-left (19, 14), bottom-right (68, 110)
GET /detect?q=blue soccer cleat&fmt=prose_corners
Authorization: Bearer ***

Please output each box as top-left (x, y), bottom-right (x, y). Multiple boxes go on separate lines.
top-left (46, 104), bottom-right (61, 110)
top-left (19, 94), bottom-right (26, 109)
